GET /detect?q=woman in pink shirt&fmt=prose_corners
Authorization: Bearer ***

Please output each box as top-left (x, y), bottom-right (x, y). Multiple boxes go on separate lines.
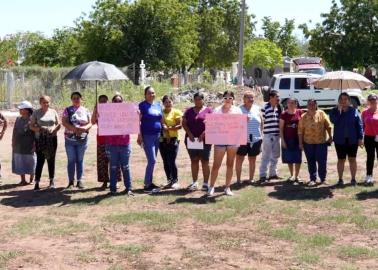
top-left (361, 94), bottom-right (378, 185)
top-left (105, 94), bottom-right (133, 195)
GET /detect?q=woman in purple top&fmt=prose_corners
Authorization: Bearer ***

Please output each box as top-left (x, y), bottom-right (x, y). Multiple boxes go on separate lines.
top-left (183, 92), bottom-right (212, 192)
top-left (137, 86), bottom-right (163, 193)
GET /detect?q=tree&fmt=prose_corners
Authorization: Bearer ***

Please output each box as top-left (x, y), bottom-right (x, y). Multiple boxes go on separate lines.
top-left (300, 0), bottom-right (378, 69)
top-left (0, 32), bottom-right (43, 67)
top-left (261, 17), bottom-right (300, 57)
top-left (122, 0), bottom-right (199, 71)
top-left (244, 39), bottom-right (283, 70)
top-left (194, 0), bottom-right (255, 69)
top-left (24, 28), bottom-right (81, 66)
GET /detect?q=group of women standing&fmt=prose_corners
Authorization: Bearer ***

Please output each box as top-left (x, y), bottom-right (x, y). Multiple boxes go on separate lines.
top-left (5, 88), bottom-right (378, 196)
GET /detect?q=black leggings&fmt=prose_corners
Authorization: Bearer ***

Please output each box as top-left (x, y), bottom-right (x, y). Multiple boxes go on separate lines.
top-left (364, 136), bottom-right (378, 176)
top-left (159, 138), bottom-right (179, 182)
top-left (35, 137), bottom-right (58, 181)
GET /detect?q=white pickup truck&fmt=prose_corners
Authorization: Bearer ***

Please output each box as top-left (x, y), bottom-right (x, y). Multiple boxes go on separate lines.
top-left (265, 73), bottom-right (365, 108)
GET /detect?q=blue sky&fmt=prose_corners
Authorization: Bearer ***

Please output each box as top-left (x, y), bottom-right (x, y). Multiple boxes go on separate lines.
top-left (0, 0), bottom-right (334, 38)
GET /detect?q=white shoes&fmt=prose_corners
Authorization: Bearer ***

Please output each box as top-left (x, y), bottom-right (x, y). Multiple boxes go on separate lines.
top-left (207, 186), bottom-right (215, 196)
top-left (187, 181), bottom-right (198, 191)
top-left (365, 175), bottom-right (373, 185)
top-left (224, 187), bottom-right (234, 196)
top-left (171, 182), bottom-right (180, 189)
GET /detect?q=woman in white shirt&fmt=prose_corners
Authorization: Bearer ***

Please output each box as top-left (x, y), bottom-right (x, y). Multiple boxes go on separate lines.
top-left (208, 91), bottom-right (242, 196)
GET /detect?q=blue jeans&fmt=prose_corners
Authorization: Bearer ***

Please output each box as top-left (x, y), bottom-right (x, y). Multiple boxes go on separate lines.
top-left (105, 144), bottom-right (132, 192)
top-left (142, 134), bottom-right (160, 186)
top-left (65, 138), bottom-right (88, 182)
top-left (303, 143), bottom-right (328, 181)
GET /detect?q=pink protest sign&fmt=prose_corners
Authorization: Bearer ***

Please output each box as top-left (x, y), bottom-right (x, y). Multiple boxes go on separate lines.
top-left (98, 103), bottom-right (139, 136)
top-left (205, 114), bottom-right (247, 145)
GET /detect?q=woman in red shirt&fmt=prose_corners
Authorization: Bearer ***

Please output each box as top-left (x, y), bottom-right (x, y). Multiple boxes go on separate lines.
top-left (92, 95), bottom-right (121, 189)
top-left (279, 98), bottom-right (302, 184)
top-left (361, 94), bottom-right (378, 186)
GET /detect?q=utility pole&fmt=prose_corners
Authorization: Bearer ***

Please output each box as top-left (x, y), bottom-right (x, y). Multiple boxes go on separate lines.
top-left (237, 0), bottom-right (246, 86)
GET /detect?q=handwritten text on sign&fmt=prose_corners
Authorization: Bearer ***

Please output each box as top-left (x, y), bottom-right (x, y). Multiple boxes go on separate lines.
top-left (205, 114), bottom-right (247, 145)
top-left (98, 103), bottom-right (139, 136)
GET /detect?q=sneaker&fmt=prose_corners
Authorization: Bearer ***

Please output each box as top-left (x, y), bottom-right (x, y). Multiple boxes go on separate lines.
top-left (364, 175), bottom-right (373, 186)
top-left (259, 176), bottom-right (267, 184)
top-left (337, 179), bottom-right (344, 186)
top-left (163, 182), bottom-right (173, 190)
top-left (144, 184), bottom-right (160, 193)
top-left (76, 181), bottom-right (84, 189)
top-left (34, 182), bottom-right (40, 191)
top-left (269, 175), bottom-right (282, 180)
top-left (224, 187), bottom-right (234, 196)
top-left (320, 179), bottom-right (327, 185)
top-left (126, 190), bottom-right (134, 196)
top-left (207, 186), bottom-right (215, 196)
top-left (308, 180), bottom-right (317, 186)
top-left (351, 179), bottom-right (357, 186)
top-left (108, 190), bottom-right (116, 196)
top-left (287, 176), bottom-right (295, 183)
top-left (187, 182), bottom-right (198, 191)
top-left (201, 183), bottom-right (209, 191)
top-left (66, 181), bottom-right (74, 189)
top-left (48, 179), bottom-right (55, 189)
top-left (171, 182), bottom-right (180, 189)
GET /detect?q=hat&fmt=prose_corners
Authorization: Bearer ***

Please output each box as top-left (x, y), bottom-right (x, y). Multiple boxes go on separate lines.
top-left (17, 100), bottom-right (33, 109)
top-left (367, 94), bottom-right (377, 101)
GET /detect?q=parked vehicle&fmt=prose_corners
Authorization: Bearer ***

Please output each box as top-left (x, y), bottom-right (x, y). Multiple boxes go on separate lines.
top-left (263, 73), bottom-right (365, 108)
top-left (293, 57), bottom-right (326, 76)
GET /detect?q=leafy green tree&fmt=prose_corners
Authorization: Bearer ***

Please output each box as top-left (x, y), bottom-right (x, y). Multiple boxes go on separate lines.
top-left (300, 0), bottom-right (378, 69)
top-left (244, 39), bottom-right (283, 70)
top-left (261, 17), bottom-right (300, 57)
top-left (194, 0), bottom-right (255, 69)
top-left (0, 32), bottom-right (43, 67)
top-left (122, 0), bottom-right (199, 71)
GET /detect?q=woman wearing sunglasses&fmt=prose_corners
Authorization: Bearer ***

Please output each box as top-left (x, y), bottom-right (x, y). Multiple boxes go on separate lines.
top-left (208, 90), bottom-right (242, 196)
top-left (361, 94), bottom-right (378, 186)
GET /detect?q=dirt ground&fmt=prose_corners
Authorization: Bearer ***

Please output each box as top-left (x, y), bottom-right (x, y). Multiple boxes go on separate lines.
top-left (0, 112), bottom-right (377, 270)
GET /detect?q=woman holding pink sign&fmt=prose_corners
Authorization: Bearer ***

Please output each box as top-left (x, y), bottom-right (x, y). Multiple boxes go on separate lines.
top-left (362, 93), bottom-right (378, 186)
top-left (91, 95), bottom-right (121, 189)
top-left (208, 90), bottom-right (242, 196)
top-left (104, 94), bottom-right (133, 196)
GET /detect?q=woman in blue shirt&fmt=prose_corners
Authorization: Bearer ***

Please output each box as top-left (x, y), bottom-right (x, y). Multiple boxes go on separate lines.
top-left (329, 92), bottom-right (363, 186)
top-left (137, 86), bottom-right (163, 192)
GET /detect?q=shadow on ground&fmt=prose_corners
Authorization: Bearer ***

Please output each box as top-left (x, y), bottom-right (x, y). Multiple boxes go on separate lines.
top-left (268, 181), bottom-right (335, 201)
top-left (355, 189), bottom-right (378, 200)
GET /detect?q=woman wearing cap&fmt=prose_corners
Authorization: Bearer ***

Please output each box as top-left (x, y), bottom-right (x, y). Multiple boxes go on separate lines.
top-left (104, 94), bottom-right (133, 195)
top-left (361, 94), bottom-right (378, 185)
top-left (208, 90), bottom-right (242, 196)
top-left (298, 99), bottom-right (332, 186)
top-left (160, 95), bottom-right (183, 189)
top-left (62, 92), bottom-right (92, 189)
top-left (329, 93), bottom-right (363, 186)
top-left (235, 91), bottom-right (263, 184)
top-left (279, 98), bottom-right (302, 184)
top-left (91, 95), bottom-right (121, 189)
top-left (12, 101), bottom-right (36, 185)
top-left (137, 86), bottom-right (163, 193)
top-left (30, 95), bottom-right (60, 190)
top-left (183, 92), bottom-right (213, 192)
